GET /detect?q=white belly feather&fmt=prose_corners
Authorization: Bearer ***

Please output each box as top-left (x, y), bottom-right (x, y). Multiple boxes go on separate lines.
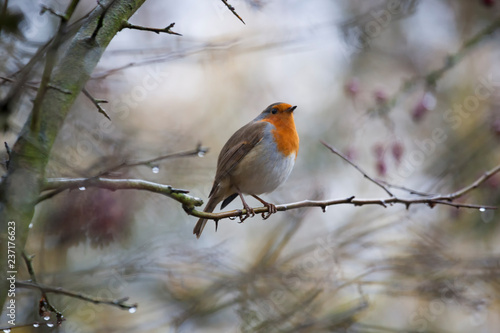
top-left (229, 138), bottom-right (296, 195)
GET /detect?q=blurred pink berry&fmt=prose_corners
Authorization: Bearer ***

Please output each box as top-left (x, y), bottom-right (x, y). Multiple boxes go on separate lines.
top-left (391, 142), bottom-right (404, 164)
top-left (374, 89), bottom-right (387, 104)
top-left (376, 159), bottom-right (386, 176)
top-left (345, 78), bottom-right (360, 97)
top-left (412, 92), bottom-right (436, 122)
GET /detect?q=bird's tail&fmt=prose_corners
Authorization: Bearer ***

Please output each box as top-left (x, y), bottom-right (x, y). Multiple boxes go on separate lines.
top-left (193, 194), bottom-right (220, 238)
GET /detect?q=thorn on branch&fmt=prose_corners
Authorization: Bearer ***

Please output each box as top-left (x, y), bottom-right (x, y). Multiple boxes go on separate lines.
top-left (220, 0), bottom-right (246, 24)
top-left (82, 88), bottom-right (110, 120)
top-left (120, 21), bottom-right (182, 36)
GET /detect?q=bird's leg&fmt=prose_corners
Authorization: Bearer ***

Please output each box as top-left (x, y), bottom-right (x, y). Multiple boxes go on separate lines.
top-left (237, 189), bottom-right (255, 223)
top-left (252, 195), bottom-right (277, 220)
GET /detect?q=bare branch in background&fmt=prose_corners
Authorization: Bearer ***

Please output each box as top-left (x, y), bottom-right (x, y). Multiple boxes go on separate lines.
top-left (221, 0), bottom-right (245, 24)
top-left (82, 87), bottom-right (110, 120)
top-left (120, 21), bottom-right (182, 36)
top-left (371, 16), bottom-right (500, 115)
top-left (97, 144), bottom-right (209, 176)
top-left (21, 253), bottom-right (64, 326)
top-left (321, 140), bottom-right (394, 197)
top-left (17, 281), bottom-right (137, 311)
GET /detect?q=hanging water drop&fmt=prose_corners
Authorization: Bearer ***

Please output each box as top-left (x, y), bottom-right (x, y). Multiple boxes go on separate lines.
top-left (43, 316), bottom-right (50, 321)
top-left (78, 186), bottom-right (86, 191)
top-left (3, 329), bottom-right (11, 333)
top-left (29, 223), bottom-right (33, 229)
top-left (152, 166), bottom-right (159, 174)
top-left (198, 151), bottom-right (205, 157)
top-left (229, 216), bottom-right (236, 220)
top-left (47, 323), bottom-right (54, 328)
top-left (128, 306), bottom-right (137, 314)
top-left (33, 323), bottom-right (40, 327)
top-left (479, 207), bottom-right (486, 212)
top-left (321, 206), bottom-right (328, 213)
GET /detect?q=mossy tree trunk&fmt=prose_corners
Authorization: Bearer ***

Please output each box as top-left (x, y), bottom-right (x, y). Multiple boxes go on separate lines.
top-left (0, 0), bottom-right (146, 309)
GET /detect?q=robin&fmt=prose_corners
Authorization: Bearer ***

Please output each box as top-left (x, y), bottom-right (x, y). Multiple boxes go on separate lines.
top-left (193, 102), bottom-right (299, 238)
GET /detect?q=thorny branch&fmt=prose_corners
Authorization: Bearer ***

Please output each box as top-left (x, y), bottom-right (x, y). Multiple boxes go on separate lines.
top-left (220, 0), bottom-right (245, 24)
top-left (40, 146), bottom-right (499, 223)
top-left (120, 21), bottom-right (182, 36)
top-left (82, 87), bottom-right (110, 120)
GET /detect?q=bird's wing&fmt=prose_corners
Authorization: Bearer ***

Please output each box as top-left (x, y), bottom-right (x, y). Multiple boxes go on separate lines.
top-left (209, 121), bottom-right (269, 197)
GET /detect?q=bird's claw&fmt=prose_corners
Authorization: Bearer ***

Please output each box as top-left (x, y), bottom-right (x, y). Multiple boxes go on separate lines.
top-left (238, 204), bottom-right (255, 223)
top-left (261, 203), bottom-right (277, 220)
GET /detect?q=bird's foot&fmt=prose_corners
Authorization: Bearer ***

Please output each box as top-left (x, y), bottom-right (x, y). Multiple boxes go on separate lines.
top-left (261, 202), bottom-right (277, 220)
top-left (238, 202), bottom-right (255, 223)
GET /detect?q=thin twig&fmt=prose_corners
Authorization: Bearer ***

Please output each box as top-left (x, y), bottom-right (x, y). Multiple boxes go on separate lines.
top-left (121, 21), bottom-right (182, 36)
top-left (82, 88), bottom-right (110, 120)
top-left (22, 253), bottom-right (64, 325)
top-left (220, 0), bottom-right (245, 24)
top-left (321, 140), bottom-right (394, 197)
top-left (373, 16), bottom-right (500, 115)
top-left (16, 281), bottom-right (137, 311)
top-left (434, 164), bottom-right (500, 201)
top-left (377, 180), bottom-right (434, 197)
top-left (97, 144), bottom-right (209, 176)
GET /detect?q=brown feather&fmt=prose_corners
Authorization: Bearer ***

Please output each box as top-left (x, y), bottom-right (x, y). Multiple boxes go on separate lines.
top-left (208, 121), bottom-right (268, 197)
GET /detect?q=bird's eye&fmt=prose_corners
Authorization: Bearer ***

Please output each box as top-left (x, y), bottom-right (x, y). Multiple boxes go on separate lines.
top-left (271, 108), bottom-right (278, 114)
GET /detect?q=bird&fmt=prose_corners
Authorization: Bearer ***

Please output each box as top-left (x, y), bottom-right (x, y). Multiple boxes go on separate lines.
top-left (193, 102), bottom-right (299, 238)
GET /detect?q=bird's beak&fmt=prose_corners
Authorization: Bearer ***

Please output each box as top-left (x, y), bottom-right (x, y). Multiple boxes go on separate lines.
top-left (289, 105), bottom-right (297, 112)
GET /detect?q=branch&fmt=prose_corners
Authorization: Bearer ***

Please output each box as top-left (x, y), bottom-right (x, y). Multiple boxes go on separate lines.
top-left (82, 87), bottom-right (110, 120)
top-left (16, 281), bottom-right (137, 311)
top-left (30, 0), bottom-right (81, 132)
top-left (22, 253), bottom-right (64, 325)
top-left (120, 21), bottom-right (182, 36)
top-left (97, 144), bottom-right (209, 176)
top-left (321, 140), bottom-right (394, 197)
top-left (220, 0), bottom-right (245, 24)
top-left (40, 178), bottom-right (203, 209)
top-left (186, 196), bottom-right (496, 222)
top-left (187, 145), bottom-right (500, 222)
top-left (373, 16), bottom-right (500, 114)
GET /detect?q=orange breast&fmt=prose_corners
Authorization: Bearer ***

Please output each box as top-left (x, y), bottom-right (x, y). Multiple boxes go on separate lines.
top-left (263, 114), bottom-right (299, 158)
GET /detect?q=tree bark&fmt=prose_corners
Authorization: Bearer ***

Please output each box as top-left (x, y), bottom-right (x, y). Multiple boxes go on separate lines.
top-left (0, 0), bottom-right (146, 310)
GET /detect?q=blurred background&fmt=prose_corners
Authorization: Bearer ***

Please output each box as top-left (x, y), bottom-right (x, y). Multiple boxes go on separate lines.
top-left (1, 0), bottom-right (500, 332)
